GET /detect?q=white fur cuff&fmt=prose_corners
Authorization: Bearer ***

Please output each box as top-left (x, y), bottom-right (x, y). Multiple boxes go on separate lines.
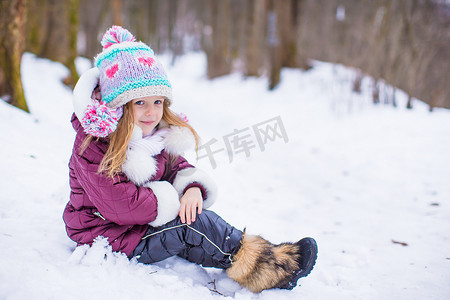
top-left (145, 181), bottom-right (180, 227)
top-left (172, 168), bottom-right (217, 209)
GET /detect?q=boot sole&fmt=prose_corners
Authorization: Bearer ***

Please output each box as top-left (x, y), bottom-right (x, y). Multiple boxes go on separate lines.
top-left (279, 237), bottom-right (318, 290)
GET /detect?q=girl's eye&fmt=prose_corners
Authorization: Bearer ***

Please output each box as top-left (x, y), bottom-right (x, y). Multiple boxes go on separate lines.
top-left (135, 100), bottom-right (144, 105)
top-left (155, 99), bottom-right (163, 105)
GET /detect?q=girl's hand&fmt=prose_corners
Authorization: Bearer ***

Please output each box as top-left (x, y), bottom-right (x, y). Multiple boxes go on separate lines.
top-left (179, 187), bottom-right (203, 225)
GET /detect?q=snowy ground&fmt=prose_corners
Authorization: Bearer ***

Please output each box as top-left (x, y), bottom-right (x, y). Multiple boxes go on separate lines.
top-left (0, 52), bottom-right (449, 300)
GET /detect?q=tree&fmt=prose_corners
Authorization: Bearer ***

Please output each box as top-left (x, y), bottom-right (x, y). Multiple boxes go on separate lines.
top-left (244, 0), bottom-right (266, 77)
top-left (26, 0), bottom-right (80, 86)
top-left (0, 0), bottom-right (29, 112)
top-left (203, 0), bottom-right (232, 79)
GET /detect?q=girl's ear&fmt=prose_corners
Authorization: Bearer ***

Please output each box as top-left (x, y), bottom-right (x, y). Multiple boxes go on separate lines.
top-left (91, 85), bottom-right (102, 101)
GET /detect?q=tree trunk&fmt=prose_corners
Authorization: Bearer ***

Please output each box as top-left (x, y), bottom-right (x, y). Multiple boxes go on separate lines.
top-left (66, 0), bottom-right (80, 86)
top-left (245, 0), bottom-right (266, 77)
top-left (26, 0), bottom-right (80, 86)
top-left (78, 0), bottom-right (108, 59)
top-left (112, 0), bottom-right (123, 26)
top-left (204, 0), bottom-right (232, 79)
top-left (372, 79), bottom-right (380, 104)
top-left (0, 0), bottom-right (29, 112)
top-left (268, 0), bottom-right (281, 90)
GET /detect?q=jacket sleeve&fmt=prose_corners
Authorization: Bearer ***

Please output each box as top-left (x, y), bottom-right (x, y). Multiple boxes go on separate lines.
top-left (163, 154), bottom-right (218, 209)
top-left (72, 153), bottom-right (159, 226)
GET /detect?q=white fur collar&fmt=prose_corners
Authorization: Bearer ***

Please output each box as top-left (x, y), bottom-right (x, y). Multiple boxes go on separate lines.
top-left (121, 122), bottom-right (196, 186)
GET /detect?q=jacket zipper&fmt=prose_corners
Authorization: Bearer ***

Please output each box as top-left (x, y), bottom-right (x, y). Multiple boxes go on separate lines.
top-left (94, 211), bottom-right (106, 221)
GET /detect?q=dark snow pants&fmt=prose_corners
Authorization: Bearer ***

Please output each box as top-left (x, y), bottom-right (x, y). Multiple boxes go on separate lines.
top-left (130, 210), bottom-right (243, 269)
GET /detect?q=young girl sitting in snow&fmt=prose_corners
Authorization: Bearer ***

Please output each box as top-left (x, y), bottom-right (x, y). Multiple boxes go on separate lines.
top-left (63, 26), bottom-right (317, 293)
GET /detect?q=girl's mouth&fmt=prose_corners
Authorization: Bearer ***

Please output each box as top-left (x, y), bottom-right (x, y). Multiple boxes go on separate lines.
top-left (141, 120), bottom-right (154, 126)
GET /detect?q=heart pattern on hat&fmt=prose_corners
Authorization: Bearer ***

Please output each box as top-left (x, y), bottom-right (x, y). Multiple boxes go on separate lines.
top-left (138, 57), bottom-right (155, 67)
top-left (106, 64), bottom-right (119, 79)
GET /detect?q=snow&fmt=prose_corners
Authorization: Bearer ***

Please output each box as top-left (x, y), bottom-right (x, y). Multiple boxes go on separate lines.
top-left (1, 52), bottom-right (449, 299)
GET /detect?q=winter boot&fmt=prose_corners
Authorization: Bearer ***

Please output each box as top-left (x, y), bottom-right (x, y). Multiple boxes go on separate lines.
top-left (226, 233), bottom-right (317, 293)
top-left (278, 237), bottom-right (318, 290)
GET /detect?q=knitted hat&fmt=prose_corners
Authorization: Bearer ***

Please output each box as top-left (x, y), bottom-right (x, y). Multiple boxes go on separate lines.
top-left (95, 26), bottom-right (172, 109)
top-left (73, 26), bottom-right (172, 137)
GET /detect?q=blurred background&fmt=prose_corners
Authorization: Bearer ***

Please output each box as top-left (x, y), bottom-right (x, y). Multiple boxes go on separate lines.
top-left (1, 0), bottom-right (449, 113)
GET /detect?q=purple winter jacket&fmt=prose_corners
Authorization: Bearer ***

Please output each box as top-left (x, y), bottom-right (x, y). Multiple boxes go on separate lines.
top-left (63, 114), bottom-right (206, 256)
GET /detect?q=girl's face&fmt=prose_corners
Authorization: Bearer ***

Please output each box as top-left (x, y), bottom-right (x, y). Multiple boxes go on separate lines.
top-left (132, 96), bottom-right (164, 136)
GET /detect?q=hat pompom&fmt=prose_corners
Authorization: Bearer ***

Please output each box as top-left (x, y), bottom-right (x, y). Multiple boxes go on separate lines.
top-left (81, 100), bottom-right (123, 137)
top-left (101, 25), bottom-right (136, 49)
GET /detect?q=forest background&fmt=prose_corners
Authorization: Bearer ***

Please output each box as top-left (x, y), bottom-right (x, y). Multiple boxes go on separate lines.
top-left (0, 0), bottom-right (449, 113)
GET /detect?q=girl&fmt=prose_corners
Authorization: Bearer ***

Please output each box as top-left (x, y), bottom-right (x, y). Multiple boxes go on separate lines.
top-left (63, 26), bottom-right (317, 293)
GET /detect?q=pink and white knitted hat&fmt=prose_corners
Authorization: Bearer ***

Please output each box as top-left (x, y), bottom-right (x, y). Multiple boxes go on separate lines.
top-left (73, 26), bottom-right (172, 137)
top-left (95, 26), bottom-right (172, 109)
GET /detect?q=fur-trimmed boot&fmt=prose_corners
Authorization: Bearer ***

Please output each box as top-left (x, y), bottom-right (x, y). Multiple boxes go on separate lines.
top-left (226, 233), bottom-right (318, 293)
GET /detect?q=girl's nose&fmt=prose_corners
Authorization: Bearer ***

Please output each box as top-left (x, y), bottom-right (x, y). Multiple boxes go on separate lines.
top-left (145, 105), bottom-right (154, 116)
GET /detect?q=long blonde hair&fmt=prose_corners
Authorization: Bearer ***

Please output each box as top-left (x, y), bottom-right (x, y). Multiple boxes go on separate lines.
top-left (80, 98), bottom-right (200, 178)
